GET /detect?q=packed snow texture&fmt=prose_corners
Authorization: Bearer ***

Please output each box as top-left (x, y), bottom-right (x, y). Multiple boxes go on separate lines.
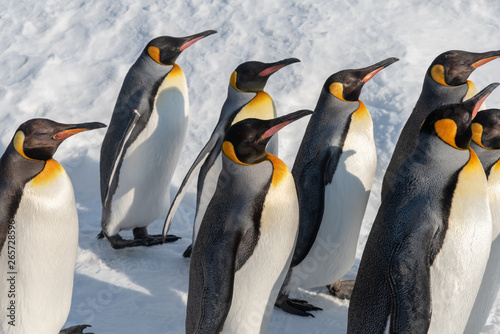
top-left (2, 0), bottom-right (500, 333)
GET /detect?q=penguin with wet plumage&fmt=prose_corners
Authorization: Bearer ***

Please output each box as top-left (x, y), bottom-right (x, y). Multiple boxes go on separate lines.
top-left (465, 109), bottom-right (500, 333)
top-left (275, 57), bottom-right (399, 317)
top-left (186, 109), bottom-right (312, 334)
top-left (348, 83), bottom-right (498, 334)
top-left (0, 118), bottom-right (105, 334)
top-left (382, 50), bottom-right (500, 198)
top-left (162, 58), bottom-right (300, 256)
top-left (99, 30), bottom-right (216, 249)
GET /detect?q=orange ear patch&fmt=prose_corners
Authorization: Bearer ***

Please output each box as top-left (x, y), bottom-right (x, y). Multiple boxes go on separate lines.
top-left (471, 123), bottom-right (486, 148)
top-left (148, 46), bottom-right (162, 64)
top-left (222, 141), bottom-right (251, 166)
top-left (430, 64), bottom-right (451, 87)
top-left (435, 118), bottom-right (460, 149)
top-left (329, 82), bottom-right (346, 101)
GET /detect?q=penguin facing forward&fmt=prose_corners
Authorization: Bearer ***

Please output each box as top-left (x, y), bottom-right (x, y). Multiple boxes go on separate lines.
top-left (465, 109), bottom-right (500, 334)
top-left (348, 83), bottom-right (499, 334)
top-left (382, 50), bottom-right (500, 198)
top-left (275, 57), bottom-right (399, 317)
top-left (162, 58), bottom-right (300, 256)
top-left (186, 109), bottom-right (313, 334)
top-left (0, 119), bottom-right (105, 334)
top-left (99, 30), bottom-right (217, 249)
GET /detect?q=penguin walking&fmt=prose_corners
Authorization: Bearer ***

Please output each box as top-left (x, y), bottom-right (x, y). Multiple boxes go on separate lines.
top-left (382, 50), bottom-right (500, 199)
top-left (99, 30), bottom-right (217, 249)
top-left (161, 58), bottom-right (300, 256)
top-left (465, 109), bottom-right (500, 334)
top-left (348, 83), bottom-right (498, 334)
top-left (275, 57), bottom-right (399, 316)
top-left (0, 118), bottom-right (105, 334)
top-left (186, 110), bottom-right (312, 334)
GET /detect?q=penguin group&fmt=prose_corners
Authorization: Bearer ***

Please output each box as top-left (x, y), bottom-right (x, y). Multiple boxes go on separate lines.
top-left (1, 27), bottom-right (500, 334)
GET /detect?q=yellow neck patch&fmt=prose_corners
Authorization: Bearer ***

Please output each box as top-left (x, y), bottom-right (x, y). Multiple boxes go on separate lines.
top-left (13, 131), bottom-right (38, 161)
top-left (167, 63), bottom-right (183, 78)
top-left (267, 153), bottom-right (289, 187)
top-left (231, 92), bottom-right (274, 125)
top-left (351, 101), bottom-right (370, 122)
top-left (463, 147), bottom-right (483, 172)
top-left (430, 64), bottom-right (451, 87)
top-left (329, 82), bottom-right (347, 101)
top-left (31, 159), bottom-right (64, 186)
top-left (463, 80), bottom-right (478, 102)
top-left (492, 158), bottom-right (500, 175)
top-left (147, 46), bottom-right (162, 64)
top-left (435, 118), bottom-right (465, 149)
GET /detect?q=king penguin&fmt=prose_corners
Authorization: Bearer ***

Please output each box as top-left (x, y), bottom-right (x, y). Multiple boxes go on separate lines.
top-left (161, 58), bottom-right (300, 256)
top-left (465, 109), bottom-right (500, 334)
top-left (0, 118), bottom-right (105, 334)
top-left (275, 57), bottom-right (399, 316)
top-left (347, 83), bottom-right (499, 334)
top-left (186, 109), bottom-right (312, 334)
top-left (382, 50), bottom-right (500, 198)
top-left (99, 30), bottom-right (217, 249)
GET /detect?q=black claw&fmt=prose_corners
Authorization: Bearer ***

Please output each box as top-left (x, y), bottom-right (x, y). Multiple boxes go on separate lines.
top-left (163, 234), bottom-right (181, 243)
top-left (183, 244), bottom-right (193, 258)
top-left (59, 324), bottom-right (93, 334)
top-left (275, 296), bottom-right (322, 317)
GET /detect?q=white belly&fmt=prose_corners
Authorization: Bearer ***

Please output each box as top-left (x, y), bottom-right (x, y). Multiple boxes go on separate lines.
top-left (106, 77), bottom-right (189, 235)
top-left (192, 154), bottom-right (222, 244)
top-left (0, 169), bottom-right (78, 334)
top-left (223, 173), bottom-right (299, 334)
top-left (465, 168), bottom-right (500, 334)
top-left (290, 126), bottom-right (376, 289)
top-left (429, 164), bottom-right (491, 334)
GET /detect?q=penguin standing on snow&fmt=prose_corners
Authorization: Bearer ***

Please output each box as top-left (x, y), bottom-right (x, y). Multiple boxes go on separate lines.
top-left (162, 58), bottom-right (300, 256)
top-left (99, 30), bottom-right (217, 249)
top-left (186, 110), bottom-right (312, 334)
top-left (0, 118), bottom-right (105, 334)
top-left (382, 50), bottom-right (500, 198)
top-left (276, 57), bottom-right (399, 316)
top-left (465, 109), bottom-right (500, 334)
top-left (348, 83), bottom-right (498, 334)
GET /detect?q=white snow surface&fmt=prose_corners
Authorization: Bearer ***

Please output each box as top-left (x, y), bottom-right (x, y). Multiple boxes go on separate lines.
top-left (2, 0), bottom-right (500, 333)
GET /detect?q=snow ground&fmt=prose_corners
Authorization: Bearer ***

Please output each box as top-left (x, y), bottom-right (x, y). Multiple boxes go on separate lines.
top-left (2, 0), bottom-right (500, 333)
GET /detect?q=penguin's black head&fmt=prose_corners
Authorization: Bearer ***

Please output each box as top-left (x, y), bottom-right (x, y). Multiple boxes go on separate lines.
top-left (325, 57), bottom-right (399, 102)
top-left (428, 50), bottom-right (500, 87)
top-left (471, 109), bottom-right (500, 150)
top-left (13, 119), bottom-right (106, 161)
top-left (230, 58), bottom-right (300, 92)
top-left (146, 30), bottom-right (216, 65)
top-left (421, 83), bottom-right (499, 149)
top-left (223, 109), bottom-right (313, 164)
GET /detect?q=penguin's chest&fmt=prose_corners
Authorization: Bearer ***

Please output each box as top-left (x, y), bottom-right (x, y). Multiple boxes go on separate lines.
top-left (113, 71), bottom-right (189, 227)
top-left (296, 113), bottom-right (376, 287)
top-left (0, 161), bottom-right (78, 333)
top-left (429, 155), bottom-right (491, 333)
top-left (224, 172), bottom-right (299, 334)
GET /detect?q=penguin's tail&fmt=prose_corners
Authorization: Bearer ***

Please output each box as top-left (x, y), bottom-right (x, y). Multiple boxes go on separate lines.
top-left (96, 231), bottom-right (105, 239)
